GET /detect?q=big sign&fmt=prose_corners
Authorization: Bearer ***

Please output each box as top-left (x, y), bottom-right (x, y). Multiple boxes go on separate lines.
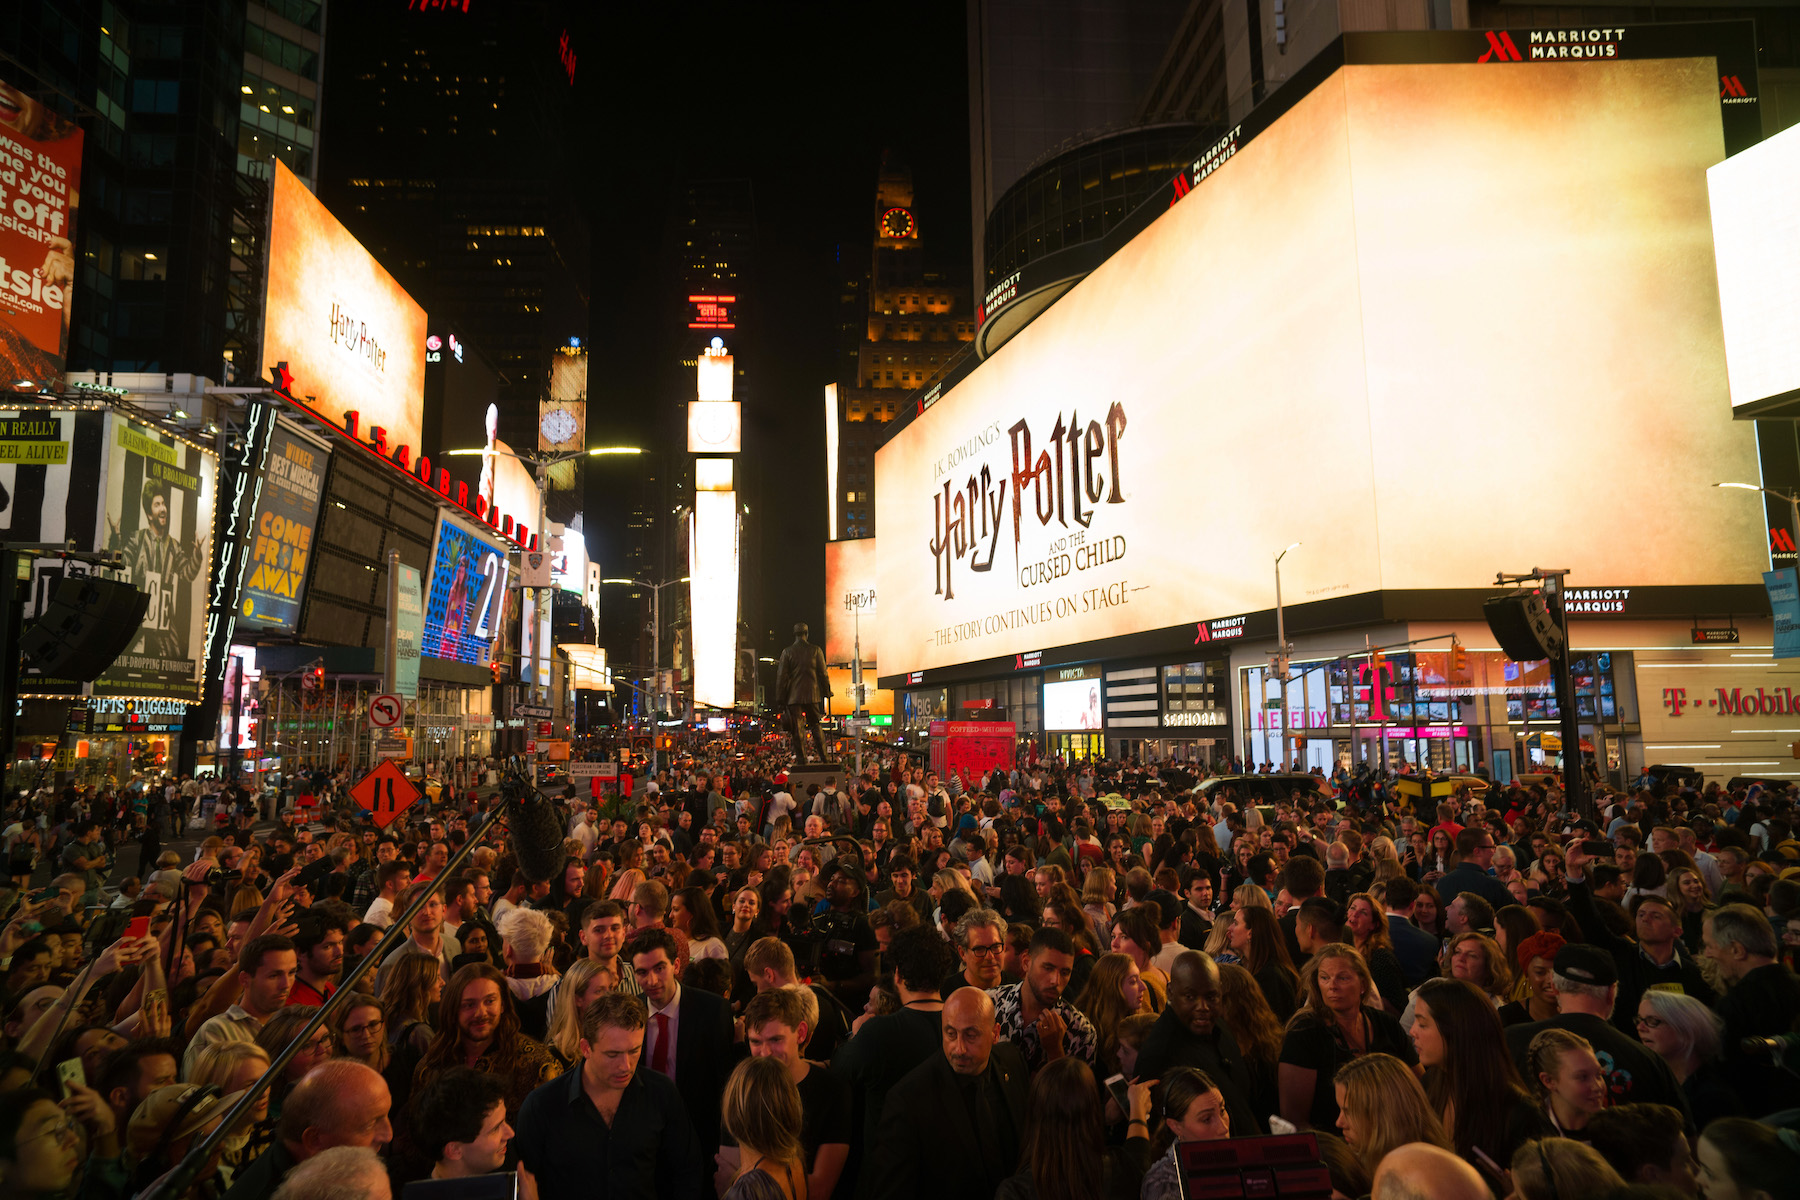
top-left (875, 57), bottom-right (1765, 676)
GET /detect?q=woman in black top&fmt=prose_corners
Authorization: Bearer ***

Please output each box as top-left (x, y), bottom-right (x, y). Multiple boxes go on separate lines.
top-left (1277, 945), bottom-right (1416, 1131)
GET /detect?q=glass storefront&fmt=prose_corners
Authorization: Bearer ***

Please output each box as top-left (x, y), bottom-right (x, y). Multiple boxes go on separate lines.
top-left (1241, 649), bottom-right (1630, 775)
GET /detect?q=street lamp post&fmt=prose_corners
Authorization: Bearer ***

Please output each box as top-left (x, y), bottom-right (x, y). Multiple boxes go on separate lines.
top-left (1274, 542), bottom-right (1300, 771)
top-left (601, 576), bottom-right (688, 777)
top-left (1716, 482), bottom-right (1800, 565)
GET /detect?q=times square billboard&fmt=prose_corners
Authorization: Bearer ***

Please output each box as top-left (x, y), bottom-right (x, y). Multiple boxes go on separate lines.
top-left (876, 29), bottom-right (1768, 681)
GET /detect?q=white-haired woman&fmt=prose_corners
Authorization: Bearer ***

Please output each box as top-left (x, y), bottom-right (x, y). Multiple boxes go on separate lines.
top-left (1634, 988), bottom-right (1740, 1129)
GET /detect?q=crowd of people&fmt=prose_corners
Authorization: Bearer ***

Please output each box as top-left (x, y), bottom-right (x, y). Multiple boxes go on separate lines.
top-left (1, 747), bottom-right (1799, 1200)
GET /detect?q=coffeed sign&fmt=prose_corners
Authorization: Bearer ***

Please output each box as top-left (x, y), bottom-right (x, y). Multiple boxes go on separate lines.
top-left (875, 57), bottom-right (1763, 676)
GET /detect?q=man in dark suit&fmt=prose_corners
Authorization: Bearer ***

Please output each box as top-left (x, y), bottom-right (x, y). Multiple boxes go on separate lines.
top-left (1434, 827), bottom-right (1515, 912)
top-left (1383, 877), bottom-right (1442, 987)
top-left (627, 926), bottom-right (737, 1171)
top-left (867, 986), bottom-right (1029, 1200)
top-left (1277, 856), bottom-right (1326, 965)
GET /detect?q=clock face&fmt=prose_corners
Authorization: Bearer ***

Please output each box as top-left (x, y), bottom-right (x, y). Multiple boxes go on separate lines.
top-left (880, 207), bottom-right (915, 240)
top-left (539, 406), bottom-right (580, 447)
top-left (694, 406), bottom-right (736, 447)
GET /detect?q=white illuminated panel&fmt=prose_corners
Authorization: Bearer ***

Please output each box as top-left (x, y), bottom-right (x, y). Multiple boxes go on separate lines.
top-left (1710, 120), bottom-right (1800, 410)
top-left (695, 457), bottom-right (735, 491)
top-left (825, 383), bottom-right (840, 536)
top-left (697, 343), bottom-right (735, 404)
top-left (687, 401), bottom-right (742, 453)
top-left (689, 489), bottom-right (740, 709)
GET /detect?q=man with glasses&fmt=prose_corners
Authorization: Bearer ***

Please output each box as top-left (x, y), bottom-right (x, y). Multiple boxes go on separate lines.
top-left (940, 910), bottom-right (1012, 998)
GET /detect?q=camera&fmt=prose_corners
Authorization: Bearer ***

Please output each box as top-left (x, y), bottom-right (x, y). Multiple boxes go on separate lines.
top-left (206, 869), bottom-right (242, 888)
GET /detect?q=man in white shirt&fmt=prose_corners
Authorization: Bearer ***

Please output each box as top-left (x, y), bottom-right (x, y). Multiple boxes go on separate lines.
top-left (362, 860), bottom-right (413, 928)
top-left (570, 810), bottom-right (598, 861)
top-left (183, 935), bottom-right (296, 1076)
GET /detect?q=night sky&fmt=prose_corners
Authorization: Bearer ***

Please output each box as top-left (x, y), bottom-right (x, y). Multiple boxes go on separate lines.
top-left (578, 4), bottom-right (971, 645)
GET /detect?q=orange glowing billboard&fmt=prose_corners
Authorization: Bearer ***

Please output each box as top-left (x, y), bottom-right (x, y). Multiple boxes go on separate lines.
top-left (876, 57), bottom-right (1764, 677)
top-left (262, 161), bottom-right (427, 456)
top-left (824, 538), bottom-right (877, 666)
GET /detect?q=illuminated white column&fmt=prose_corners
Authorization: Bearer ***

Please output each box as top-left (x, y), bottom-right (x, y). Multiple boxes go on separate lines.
top-left (689, 488), bottom-right (739, 709)
top-left (688, 337), bottom-right (740, 711)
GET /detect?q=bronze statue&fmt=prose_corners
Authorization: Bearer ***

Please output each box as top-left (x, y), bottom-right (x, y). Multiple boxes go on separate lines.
top-left (775, 622), bottom-right (832, 763)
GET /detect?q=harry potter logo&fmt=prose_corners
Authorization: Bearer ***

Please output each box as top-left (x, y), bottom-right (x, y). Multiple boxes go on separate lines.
top-left (930, 403), bottom-right (1127, 599)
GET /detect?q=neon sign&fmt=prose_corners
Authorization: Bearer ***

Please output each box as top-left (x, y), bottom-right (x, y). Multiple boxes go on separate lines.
top-left (688, 295), bottom-right (736, 330)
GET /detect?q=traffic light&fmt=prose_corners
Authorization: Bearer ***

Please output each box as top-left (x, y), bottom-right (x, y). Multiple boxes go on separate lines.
top-left (302, 661), bottom-right (323, 690)
top-left (490, 660), bottom-right (503, 686)
top-left (1450, 640), bottom-right (1469, 675)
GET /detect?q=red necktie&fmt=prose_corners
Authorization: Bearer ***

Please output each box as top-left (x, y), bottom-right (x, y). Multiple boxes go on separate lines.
top-left (651, 1012), bottom-right (670, 1075)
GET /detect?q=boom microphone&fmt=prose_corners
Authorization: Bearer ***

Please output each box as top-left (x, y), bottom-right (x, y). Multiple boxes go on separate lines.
top-left (501, 764), bottom-right (568, 884)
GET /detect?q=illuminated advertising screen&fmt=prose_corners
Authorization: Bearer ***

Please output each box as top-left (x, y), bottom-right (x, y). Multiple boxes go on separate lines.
top-left (238, 423), bottom-right (326, 633)
top-left (96, 414), bottom-right (218, 698)
top-left (876, 57), bottom-right (1763, 677)
top-left (0, 410), bottom-right (105, 545)
top-left (0, 75), bottom-right (84, 389)
top-left (262, 160), bottom-right (429, 456)
top-left (422, 513), bottom-right (510, 666)
top-left (1709, 120), bottom-right (1800, 412)
top-left (824, 538), bottom-right (877, 665)
top-left (1043, 666), bottom-right (1104, 731)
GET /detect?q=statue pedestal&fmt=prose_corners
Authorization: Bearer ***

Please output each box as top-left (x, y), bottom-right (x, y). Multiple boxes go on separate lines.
top-left (784, 763), bottom-right (851, 795)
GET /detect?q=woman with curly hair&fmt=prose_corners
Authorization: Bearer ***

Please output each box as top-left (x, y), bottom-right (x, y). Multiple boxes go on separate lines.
top-left (1667, 865), bottom-right (1712, 953)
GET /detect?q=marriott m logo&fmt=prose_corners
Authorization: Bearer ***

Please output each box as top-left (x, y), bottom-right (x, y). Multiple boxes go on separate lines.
top-left (1721, 75), bottom-right (1750, 98)
top-left (1773, 527), bottom-right (1797, 554)
top-left (1478, 31), bottom-right (1523, 62)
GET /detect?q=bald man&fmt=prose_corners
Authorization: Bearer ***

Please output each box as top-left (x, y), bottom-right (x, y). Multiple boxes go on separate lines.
top-left (1371, 1143), bottom-right (1490, 1200)
top-left (223, 1060), bottom-right (393, 1200)
top-left (866, 987), bottom-right (1030, 1200)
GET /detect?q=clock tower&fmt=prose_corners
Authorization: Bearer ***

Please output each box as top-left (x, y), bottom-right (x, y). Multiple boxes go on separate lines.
top-left (828, 151), bottom-right (977, 540)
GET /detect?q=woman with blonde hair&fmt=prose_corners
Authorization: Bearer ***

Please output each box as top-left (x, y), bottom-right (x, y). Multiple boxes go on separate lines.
top-left (1077, 953), bottom-right (1155, 1073)
top-left (1205, 883), bottom-right (1272, 964)
top-left (1332, 1051), bottom-right (1450, 1177)
top-left (1278, 945), bottom-right (1415, 1131)
top-left (225, 883), bottom-right (265, 917)
top-left (189, 1040), bottom-right (275, 1186)
top-left (546, 957), bottom-right (608, 1068)
top-left (1524, 1028), bottom-right (1607, 1140)
top-left (1509, 1138), bottom-right (1624, 1200)
top-left (1366, 838), bottom-right (1405, 886)
top-left (718, 1055), bottom-right (807, 1199)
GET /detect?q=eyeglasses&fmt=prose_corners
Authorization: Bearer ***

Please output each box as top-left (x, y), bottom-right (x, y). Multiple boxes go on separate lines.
top-left (343, 1018), bottom-right (385, 1037)
top-left (1634, 1014), bottom-right (1665, 1029)
top-left (966, 944), bottom-right (1003, 957)
top-left (20, 1115), bottom-right (82, 1147)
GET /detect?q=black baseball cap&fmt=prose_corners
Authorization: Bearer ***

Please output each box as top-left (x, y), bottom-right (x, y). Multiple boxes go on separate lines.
top-left (1552, 943), bottom-right (1617, 987)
